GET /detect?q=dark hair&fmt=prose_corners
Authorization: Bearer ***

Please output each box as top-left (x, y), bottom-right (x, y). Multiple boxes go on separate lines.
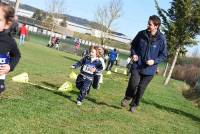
top-left (149, 15), bottom-right (161, 28)
top-left (0, 2), bottom-right (15, 24)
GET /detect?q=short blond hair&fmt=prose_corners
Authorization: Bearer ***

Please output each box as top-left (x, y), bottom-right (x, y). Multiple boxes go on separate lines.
top-left (98, 47), bottom-right (104, 58)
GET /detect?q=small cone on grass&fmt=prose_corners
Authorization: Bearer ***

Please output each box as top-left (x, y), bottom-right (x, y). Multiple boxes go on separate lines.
top-left (58, 81), bottom-right (73, 92)
top-left (69, 71), bottom-right (77, 79)
top-left (123, 70), bottom-right (127, 75)
top-left (12, 72), bottom-right (29, 83)
top-left (106, 71), bottom-right (111, 75)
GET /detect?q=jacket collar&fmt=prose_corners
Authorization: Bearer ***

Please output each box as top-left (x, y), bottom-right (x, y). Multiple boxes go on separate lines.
top-left (143, 29), bottom-right (162, 41)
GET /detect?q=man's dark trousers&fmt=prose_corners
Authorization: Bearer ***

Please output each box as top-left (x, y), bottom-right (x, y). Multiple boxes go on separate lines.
top-left (125, 69), bottom-right (153, 106)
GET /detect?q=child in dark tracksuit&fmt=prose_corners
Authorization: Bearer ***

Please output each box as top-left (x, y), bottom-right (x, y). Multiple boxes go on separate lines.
top-left (0, 3), bottom-right (21, 94)
top-left (72, 46), bottom-right (103, 105)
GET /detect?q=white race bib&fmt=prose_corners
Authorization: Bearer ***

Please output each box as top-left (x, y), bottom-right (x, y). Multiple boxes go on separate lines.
top-left (82, 64), bottom-right (94, 74)
top-left (0, 74), bottom-right (6, 80)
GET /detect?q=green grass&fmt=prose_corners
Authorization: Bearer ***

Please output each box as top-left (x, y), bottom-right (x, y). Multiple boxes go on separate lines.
top-left (0, 39), bottom-right (199, 133)
top-left (27, 32), bottom-right (130, 60)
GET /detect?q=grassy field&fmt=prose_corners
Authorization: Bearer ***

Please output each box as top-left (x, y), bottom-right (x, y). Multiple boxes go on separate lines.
top-left (28, 33), bottom-right (130, 60)
top-left (0, 39), bottom-right (199, 133)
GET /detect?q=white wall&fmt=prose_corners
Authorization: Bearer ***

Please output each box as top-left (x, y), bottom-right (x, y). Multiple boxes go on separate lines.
top-left (16, 9), bottom-right (34, 18)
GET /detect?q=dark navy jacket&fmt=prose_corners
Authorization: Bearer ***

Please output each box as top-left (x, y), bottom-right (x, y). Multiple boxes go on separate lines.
top-left (0, 31), bottom-right (21, 71)
top-left (73, 56), bottom-right (103, 80)
top-left (131, 30), bottom-right (167, 75)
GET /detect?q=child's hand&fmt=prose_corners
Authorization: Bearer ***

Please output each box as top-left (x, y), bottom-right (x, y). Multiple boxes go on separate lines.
top-left (89, 67), bottom-right (96, 73)
top-left (0, 64), bottom-right (10, 75)
top-left (71, 65), bottom-right (75, 69)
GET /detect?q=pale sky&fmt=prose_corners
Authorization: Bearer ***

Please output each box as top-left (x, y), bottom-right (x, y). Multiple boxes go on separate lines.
top-left (19, 0), bottom-right (171, 37)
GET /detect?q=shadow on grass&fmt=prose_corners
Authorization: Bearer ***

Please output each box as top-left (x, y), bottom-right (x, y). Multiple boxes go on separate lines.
top-left (142, 99), bottom-right (200, 123)
top-left (86, 96), bottom-right (122, 109)
top-left (182, 88), bottom-right (200, 101)
top-left (70, 90), bottom-right (122, 109)
top-left (42, 82), bottom-right (60, 89)
top-left (30, 83), bottom-right (77, 103)
top-left (111, 70), bottom-right (128, 76)
top-left (31, 83), bottom-right (121, 109)
top-left (62, 55), bottom-right (79, 62)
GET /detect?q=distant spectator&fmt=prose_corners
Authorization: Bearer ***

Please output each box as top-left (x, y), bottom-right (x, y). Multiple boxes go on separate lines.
top-left (105, 48), bottom-right (118, 71)
top-left (54, 37), bottom-right (60, 50)
top-left (47, 36), bottom-right (60, 50)
top-left (19, 23), bottom-right (28, 45)
top-left (74, 39), bottom-right (80, 55)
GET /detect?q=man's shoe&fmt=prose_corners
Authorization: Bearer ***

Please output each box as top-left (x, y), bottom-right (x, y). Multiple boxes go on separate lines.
top-left (130, 106), bottom-right (136, 113)
top-left (121, 98), bottom-right (130, 107)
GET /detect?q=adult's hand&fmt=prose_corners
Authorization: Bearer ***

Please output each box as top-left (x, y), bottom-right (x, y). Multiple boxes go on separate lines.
top-left (132, 55), bottom-right (139, 62)
top-left (146, 60), bottom-right (155, 66)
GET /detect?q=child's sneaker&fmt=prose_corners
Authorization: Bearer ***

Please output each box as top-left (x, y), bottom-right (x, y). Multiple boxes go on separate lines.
top-left (77, 101), bottom-right (82, 105)
top-left (0, 80), bottom-right (5, 94)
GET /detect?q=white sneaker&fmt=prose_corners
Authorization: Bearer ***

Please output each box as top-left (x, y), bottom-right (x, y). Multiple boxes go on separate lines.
top-left (77, 101), bottom-right (82, 105)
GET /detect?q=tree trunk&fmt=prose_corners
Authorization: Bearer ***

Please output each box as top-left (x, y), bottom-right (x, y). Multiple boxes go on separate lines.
top-left (163, 62), bottom-right (169, 77)
top-left (15, 0), bottom-right (20, 15)
top-left (164, 47), bottom-right (180, 85)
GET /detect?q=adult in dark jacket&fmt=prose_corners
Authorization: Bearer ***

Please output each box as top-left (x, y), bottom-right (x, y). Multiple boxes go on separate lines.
top-left (105, 48), bottom-right (117, 71)
top-left (121, 15), bottom-right (167, 112)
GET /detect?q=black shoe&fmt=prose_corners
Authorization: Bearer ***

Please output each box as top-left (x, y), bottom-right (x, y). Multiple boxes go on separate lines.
top-left (0, 80), bottom-right (5, 94)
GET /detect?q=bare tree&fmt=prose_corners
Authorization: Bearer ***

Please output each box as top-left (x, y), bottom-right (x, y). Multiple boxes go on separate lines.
top-left (44, 0), bottom-right (66, 32)
top-left (95, 0), bottom-right (122, 46)
top-left (14, 0), bottom-right (20, 15)
top-left (163, 62), bottom-right (169, 77)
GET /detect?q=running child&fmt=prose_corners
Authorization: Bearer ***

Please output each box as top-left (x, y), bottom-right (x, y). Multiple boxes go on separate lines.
top-left (0, 3), bottom-right (21, 94)
top-left (71, 45), bottom-right (103, 105)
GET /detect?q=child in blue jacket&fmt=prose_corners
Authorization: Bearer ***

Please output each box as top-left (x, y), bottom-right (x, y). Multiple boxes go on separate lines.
top-left (72, 45), bottom-right (103, 105)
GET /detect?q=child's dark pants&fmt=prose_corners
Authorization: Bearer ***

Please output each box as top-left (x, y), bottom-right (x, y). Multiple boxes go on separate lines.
top-left (76, 74), bottom-right (92, 102)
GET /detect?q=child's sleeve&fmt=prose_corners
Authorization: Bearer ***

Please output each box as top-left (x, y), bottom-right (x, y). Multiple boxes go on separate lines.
top-left (100, 58), bottom-right (106, 70)
top-left (72, 57), bottom-right (86, 69)
top-left (9, 41), bottom-right (21, 71)
top-left (95, 61), bottom-right (103, 74)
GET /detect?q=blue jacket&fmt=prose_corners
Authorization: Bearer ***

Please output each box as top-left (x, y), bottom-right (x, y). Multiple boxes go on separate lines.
top-left (73, 56), bottom-right (103, 80)
top-left (131, 30), bottom-right (167, 75)
top-left (108, 49), bottom-right (117, 61)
